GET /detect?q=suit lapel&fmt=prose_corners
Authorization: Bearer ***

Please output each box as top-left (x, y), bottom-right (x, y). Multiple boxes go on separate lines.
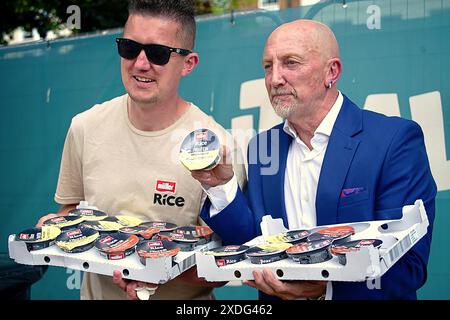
top-left (261, 124), bottom-right (291, 228)
top-left (316, 95), bottom-right (363, 226)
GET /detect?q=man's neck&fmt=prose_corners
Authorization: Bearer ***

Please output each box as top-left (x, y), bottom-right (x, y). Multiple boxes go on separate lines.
top-left (288, 90), bottom-right (339, 150)
top-left (127, 96), bottom-right (189, 131)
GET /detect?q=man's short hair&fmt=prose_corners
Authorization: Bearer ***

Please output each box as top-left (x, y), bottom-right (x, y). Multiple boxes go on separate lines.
top-left (127, 0), bottom-right (196, 50)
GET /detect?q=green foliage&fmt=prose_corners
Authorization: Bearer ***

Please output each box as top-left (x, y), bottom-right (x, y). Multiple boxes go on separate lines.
top-left (1, 0), bottom-right (128, 45)
top-left (0, 0), bottom-right (258, 45)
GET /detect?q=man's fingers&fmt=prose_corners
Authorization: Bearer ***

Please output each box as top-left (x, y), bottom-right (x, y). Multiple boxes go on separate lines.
top-left (126, 281), bottom-right (140, 300)
top-left (251, 269), bottom-right (275, 296)
top-left (112, 270), bottom-right (158, 300)
top-left (36, 218), bottom-right (44, 228)
top-left (219, 145), bottom-right (230, 165)
top-left (112, 270), bottom-right (128, 292)
top-left (191, 169), bottom-right (211, 181)
top-left (36, 213), bottom-right (59, 227)
top-left (308, 280), bottom-right (327, 286)
top-left (262, 269), bottom-right (286, 294)
top-left (191, 170), bottom-right (214, 186)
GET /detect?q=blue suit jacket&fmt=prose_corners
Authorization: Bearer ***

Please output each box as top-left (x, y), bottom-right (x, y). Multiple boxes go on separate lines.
top-left (201, 95), bottom-right (436, 300)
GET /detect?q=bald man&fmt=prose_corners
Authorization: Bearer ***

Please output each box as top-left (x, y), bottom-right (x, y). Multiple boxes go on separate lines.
top-left (192, 19), bottom-right (436, 300)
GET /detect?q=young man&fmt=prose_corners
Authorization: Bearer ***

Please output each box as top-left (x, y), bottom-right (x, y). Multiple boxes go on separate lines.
top-left (36, 0), bottom-right (245, 300)
top-left (192, 19), bottom-right (436, 300)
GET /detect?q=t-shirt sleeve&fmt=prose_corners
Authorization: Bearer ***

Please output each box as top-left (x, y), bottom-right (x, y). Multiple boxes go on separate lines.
top-left (54, 120), bottom-right (84, 204)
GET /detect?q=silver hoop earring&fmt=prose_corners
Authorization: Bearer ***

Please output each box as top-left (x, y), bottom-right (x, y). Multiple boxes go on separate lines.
top-left (328, 81), bottom-right (333, 89)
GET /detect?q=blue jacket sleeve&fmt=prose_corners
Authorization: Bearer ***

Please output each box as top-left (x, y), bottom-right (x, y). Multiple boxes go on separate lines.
top-left (200, 133), bottom-right (268, 246)
top-left (333, 120), bottom-right (437, 299)
top-left (200, 186), bottom-right (257, 245)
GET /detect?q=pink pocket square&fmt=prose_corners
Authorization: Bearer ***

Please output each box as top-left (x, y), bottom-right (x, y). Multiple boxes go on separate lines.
top-left (340, 187), bottom-right (365, 198)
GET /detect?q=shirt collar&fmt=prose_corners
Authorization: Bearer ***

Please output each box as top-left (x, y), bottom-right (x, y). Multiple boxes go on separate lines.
top-left (283, 91), bottom-right (343, 139)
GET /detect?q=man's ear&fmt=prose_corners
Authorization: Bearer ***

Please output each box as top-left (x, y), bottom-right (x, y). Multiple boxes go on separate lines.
top-left (181, 53), bottom-right (199, 77)
top-left (324, 57), bottom-right (342, 87)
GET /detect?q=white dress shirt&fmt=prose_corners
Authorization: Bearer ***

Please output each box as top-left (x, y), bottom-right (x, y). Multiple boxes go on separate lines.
top-left (203, 92), bottom-right (344, 300)
top-left (283, 91), bottom-right (343, 230)
top-left (204, 91), bottom-right (343, 220)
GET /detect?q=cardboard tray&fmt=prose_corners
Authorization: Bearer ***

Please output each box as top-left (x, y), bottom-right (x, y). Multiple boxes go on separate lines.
top-left (8, 233), bottom-right (221, 284)
top-left (196, 199), bottom-right (428, 282)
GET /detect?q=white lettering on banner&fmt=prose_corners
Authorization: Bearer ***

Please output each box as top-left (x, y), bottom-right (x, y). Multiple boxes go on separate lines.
top-left (239, 79), bottom-right (282, 132)
top-left (235, 79), bottom-right (282, 175)
top-left (234, 79), bottom-right (449, 190)
top-left (66, 268), bottom-right (81, 290)
top-left (410, 91), bottom-right (450, 191)
top-left (364, 93), bottom-right (401, 117)
top-left (365, 91), bottom-right (449, 191)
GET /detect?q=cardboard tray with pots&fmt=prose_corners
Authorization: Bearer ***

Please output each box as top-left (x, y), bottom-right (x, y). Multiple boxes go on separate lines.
top-left (196, 199), bottom-right (429, 282)
top-left (8, 231), bottom-right (221, 284)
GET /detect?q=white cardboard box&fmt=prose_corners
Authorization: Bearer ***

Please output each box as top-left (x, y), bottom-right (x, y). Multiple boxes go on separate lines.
top-left (8, 233), bottom-right (221, 284)
top-left (196, 199), bottom-right (429, 282)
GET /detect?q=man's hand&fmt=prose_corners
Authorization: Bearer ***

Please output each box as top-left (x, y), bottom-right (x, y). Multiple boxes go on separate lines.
top-left (36, 213), bottom-right (60, 227)
top-left (243, 269), bottom-right (327, 300)
top-left (112, 270), bottom-right (158, 300)
top-left (190, 145), bottom-right (234, 187)
top-left (35, 204), bottom-right (77, 227)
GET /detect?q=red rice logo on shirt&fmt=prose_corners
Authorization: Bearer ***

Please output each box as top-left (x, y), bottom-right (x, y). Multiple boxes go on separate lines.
top-left (156, 180), bottom-right (176, 193)
top-left (154, 180), bottom-right (185, 207)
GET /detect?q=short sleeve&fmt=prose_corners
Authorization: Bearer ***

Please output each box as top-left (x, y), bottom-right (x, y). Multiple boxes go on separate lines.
top-left (54, 120), bottom-right (84, 204)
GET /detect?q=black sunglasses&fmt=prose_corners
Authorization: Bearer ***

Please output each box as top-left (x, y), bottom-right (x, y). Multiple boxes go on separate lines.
top-left (116, 38), bottom-right (191, 65)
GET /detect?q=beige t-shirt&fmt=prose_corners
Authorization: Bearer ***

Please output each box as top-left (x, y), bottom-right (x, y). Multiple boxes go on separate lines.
top-left (55, 94), bottom-right (246, 300)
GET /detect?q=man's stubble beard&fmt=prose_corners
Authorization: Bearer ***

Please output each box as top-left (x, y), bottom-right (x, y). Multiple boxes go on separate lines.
top-left (129, 92), bottom-right (159, 106)
top-left (272, 100), bottom-right (297, 119)
top-left (270, 87), bottom-right (298, 119)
